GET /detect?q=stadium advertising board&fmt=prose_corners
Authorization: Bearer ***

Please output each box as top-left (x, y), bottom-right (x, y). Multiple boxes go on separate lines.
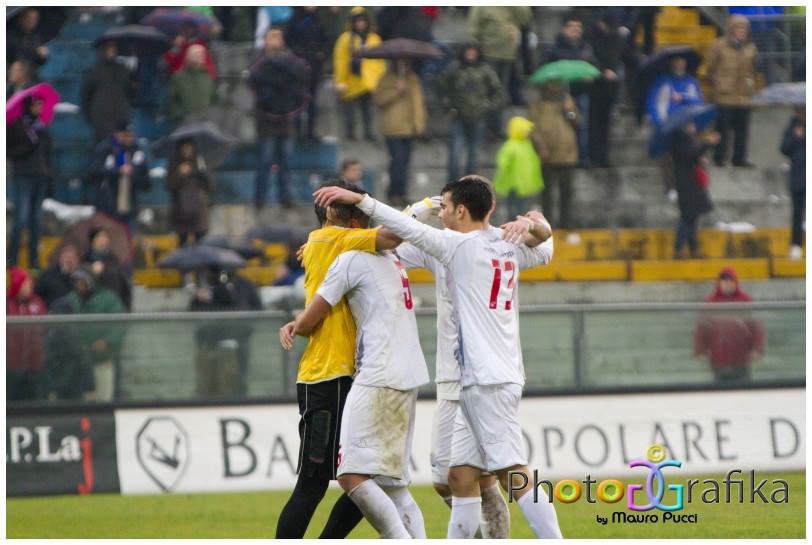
top-left (6, 411), bottom-right (120, 496)
top-left (114, 388), bottom-right (803, 494)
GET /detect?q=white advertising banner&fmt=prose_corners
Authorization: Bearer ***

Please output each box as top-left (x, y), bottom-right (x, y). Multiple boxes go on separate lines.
top-left (115, 388), bottom-right (804, 495)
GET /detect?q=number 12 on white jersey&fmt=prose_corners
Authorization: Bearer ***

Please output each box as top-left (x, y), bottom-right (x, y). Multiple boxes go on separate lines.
top-left (489, 259), bottom-right (516, 310)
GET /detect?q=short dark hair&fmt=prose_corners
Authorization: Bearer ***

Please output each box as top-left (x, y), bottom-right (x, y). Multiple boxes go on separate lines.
top-left (314, 179), bottom-right (369, 226)
top-left (441, 175), bottom-right (494, 221)
top-left (340, 158), bottom-right (361, 173)
top-left (563, 13), bottom-right (582, 25)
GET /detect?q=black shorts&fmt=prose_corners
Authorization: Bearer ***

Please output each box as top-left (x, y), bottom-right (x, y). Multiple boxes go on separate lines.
top-left (296, 376), bottom-right (353, 480)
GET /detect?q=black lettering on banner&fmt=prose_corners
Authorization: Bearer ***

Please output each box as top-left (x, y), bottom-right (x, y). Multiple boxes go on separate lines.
top-left (541, 427), bottom-right (564, 469)
top-left (220, 418), bottom-right (257, 478)
top-left (266, 435), bottom-right (295, 476)
top-left (522, 429), bottom-right (533, 465)
top-left (769, 418), bottom-right (800, 459)
top-left (617, 424), bottom-right (632, 464)
top-left (681, 421), bottom-right (708, 462)
top-left (574, 425), bottom-right (609, 467)
top-left (714, 420), bottom-right (737, 461)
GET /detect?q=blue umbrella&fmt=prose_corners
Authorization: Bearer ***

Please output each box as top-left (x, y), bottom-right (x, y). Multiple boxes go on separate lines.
top-left (752, 82), bottom-right (805, 106)
top-left (649, 104), bottom-right (717, 158)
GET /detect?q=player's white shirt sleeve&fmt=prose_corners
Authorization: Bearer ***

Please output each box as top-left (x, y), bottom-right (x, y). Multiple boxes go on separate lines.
top-left (393, 243), bottom-right (431, 271)
top-left (516, 235), bottom-right (554, 268)
top-left (316, 252), bottom-right (356, 307)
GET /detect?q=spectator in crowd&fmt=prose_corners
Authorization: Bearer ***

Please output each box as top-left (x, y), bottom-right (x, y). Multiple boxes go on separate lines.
top-left (494, 116), bottom-right (543, 222)
top-left (7, 95), bottom-right (52, 269)
top-left (164, 22), bottom-right (217, 80)
top-left (374, 59), bottom-right (427, 206)
top-left (672, 123), bottom-right (720, 258)
top-left (81, 40), bottom-right (137, 143)
top-left (586, 9), bottom-right (624, 168)
top-left (7, 267), bottom-right (47, 401)
top-left (728, 6), bottom-right (784, 84)
top-left (6, 8), bottom-right (49, 67)
top-left (694, 267), bottom-right (764, 384)
top-left (35, 245), bottom-right (80, 307)
top-left (254, 6), bottom-right (294, 49)
top-left (545, 14), bottom-right (596, 167)
top-left (333, 7), bottom-right (385, 141)
top-left (646, 53), bottom-right (705, 200)
top-left (167, 138), bottom-right (214, 247)
top-left (339, 158), bottom-right (363, 185)
top-left (438, 43), bottom-right (503, 182)
top-left (83, 228), bottom-right (132, 311)
top-left (63, 267), bottom-right (126, 401)
top-left (780, 106), bottom-right (805, 259)
top-left (529, 79), bottom-right (581, 229)
top-left (469, 6), bottom-right (532, 135)
top-left (88, 121), bottom-right (151, 230)
top-left (7, 59), bottom-right (35, 99)
top-left (43, 298), bottom-right (96, 401)
top-left (285, 6), bottom-right (329, 141)
top-left (168, 44), bottom-right (218, 123)
top-left (250, 26), bottom-right (310, 210)
top-left (707, 14), bottom-right (758, 167)
top-left (376, 7), bottom-right (433, 42)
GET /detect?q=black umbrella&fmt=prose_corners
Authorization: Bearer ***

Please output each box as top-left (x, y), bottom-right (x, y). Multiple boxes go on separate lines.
top-left (153, 122), bottom-right (240, 169)
top-left (159, 245), bottom-right (246, 271)
top-left (142, 8), bottom-right (220, 40)
top-left (245, 225), bottom-right (310, 247)
top-left (359, 38), bottom-right (444, 60)
top-left (197, 236), bottom-right (265, 260)
top-left (637, 46), bottom-right (702, 79)
top-left (93, 25), bottom-right (171, 57)
top-left (248, 54), bottom-right (310, 118)
top-left (7, 6), bottom-right (67, 43)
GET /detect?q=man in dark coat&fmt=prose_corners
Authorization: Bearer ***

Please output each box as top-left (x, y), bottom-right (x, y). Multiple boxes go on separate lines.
top-left (586, 9), bottom-right (624, 168)
top-left (7, 95), bottom-right (52, 268)
top-left (780, 106), bottom-right (805, 259)
top-left (285, 7), bottom-right (329, 141)
top-left (35, 245), bottom-right (80, 307)
top-left (6, 8), bottom-right (49, 67)
top-left (87, 121), bottom-right (151, 229)
top-left (81, 40), bottom-right (137, 143)
top-left (44, 297), bottom-right (96, 401)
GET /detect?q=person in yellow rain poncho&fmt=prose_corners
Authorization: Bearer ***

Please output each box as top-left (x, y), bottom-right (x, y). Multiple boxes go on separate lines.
top-left (493, 116), bottom-right (544, 223)
top-left (332, 7), bottom-right (385, 141)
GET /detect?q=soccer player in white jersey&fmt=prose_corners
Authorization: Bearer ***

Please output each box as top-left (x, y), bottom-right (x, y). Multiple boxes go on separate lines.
top-left (280, 212), bottom-right (430, 539)
top-left (398, 196), bottom-right (553, 539)
top-left (314, 176), bottom-right (563, 539)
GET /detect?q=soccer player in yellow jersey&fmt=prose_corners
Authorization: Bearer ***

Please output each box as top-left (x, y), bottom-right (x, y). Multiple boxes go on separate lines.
top-left (276, 181), bottom-right (401, 538)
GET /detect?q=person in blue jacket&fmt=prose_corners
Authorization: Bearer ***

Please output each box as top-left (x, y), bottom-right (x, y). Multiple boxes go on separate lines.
top-left (780, 106), bottom-right (805, 259)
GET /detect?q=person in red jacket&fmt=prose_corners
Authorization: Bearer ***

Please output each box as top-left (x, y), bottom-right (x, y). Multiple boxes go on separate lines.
top-left (694, 267), bottom-right (765, 383)
top-left (6, 266), bottom-right (48, 400)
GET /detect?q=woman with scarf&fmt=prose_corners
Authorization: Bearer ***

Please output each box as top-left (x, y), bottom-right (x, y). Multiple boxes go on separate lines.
top-left (332, 7), bottom-right (385, 141)
top-left (7, 95), bottom-right (51, 268)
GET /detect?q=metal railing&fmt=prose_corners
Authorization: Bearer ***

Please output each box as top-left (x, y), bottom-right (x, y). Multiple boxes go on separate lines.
top-left (6, 301), bottom-right (805, 406)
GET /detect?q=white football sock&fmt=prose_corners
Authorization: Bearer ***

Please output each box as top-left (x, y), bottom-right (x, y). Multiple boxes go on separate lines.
top-left (480, 483), bottom-right (510, 538)
top-left (348, 480), bottom-right (411, 539)
top-left (383, 486), bottom-right (427, 539)
top-left (447, 496), bottom-right (482, 538)
top-left (517, 487), bottom-right (563, 539)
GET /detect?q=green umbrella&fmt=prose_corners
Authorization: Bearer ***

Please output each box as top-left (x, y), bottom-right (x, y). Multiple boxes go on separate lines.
top-left (530, 60), bottom-right (600, 86)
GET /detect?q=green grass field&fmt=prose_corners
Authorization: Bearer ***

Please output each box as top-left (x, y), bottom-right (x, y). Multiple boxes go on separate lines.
top-left (7, 472), bottom-right (805, 539)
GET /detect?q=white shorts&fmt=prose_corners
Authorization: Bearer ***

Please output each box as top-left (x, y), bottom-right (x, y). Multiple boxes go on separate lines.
top-left (337, 384), bottom-right (417, 486)
top-left (450, 383), bottom-right (527, 472)
top-left (430, 397), bottom-right (458, 485)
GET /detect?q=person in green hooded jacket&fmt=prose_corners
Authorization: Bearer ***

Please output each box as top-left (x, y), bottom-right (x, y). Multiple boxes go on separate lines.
top-left (493, 116), bottom-right (543, 223)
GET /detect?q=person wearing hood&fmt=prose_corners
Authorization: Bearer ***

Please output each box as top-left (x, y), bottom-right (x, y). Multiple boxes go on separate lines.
top-left (168, 44), bottom-right (218, 123)
top-left (7, 267), bottom-right (48, 401)
top-left (494, 116), bottom-right (543, 222)
top-left (82, 228), bottom-right (132, 311)
top-left (285, 7), bottom-right (329, 141)
top-left (7, 94), bottom-right (52, 268)
top-left (529, 79), bottom-right (580, 229)
top-left (81, 40), bottom-right (137, 143)
top-left (88, 121), bottom-right (151, 230)
top-left (706, 14), bottom-right (759, 167)
top-left (694, 267), bottom-right (764, 383)
top-left (63, 266), bottom-right (126, 401)
top-left (780, 106), bottom-right (805, 259)
top-left (438, 43), bottom-right (503, 182)
top-left (333, 7), bottom-right (385, 141)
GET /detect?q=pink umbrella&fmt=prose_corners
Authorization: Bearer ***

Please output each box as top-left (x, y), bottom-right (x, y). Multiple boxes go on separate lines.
top-left (6, 83), bottom-right (61, 126)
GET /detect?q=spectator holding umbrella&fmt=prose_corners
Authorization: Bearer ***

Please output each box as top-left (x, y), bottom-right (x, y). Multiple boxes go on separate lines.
top-left (6, 8), bottom-right (49, 67)
top-left (285, 6), bottom-right (329, 142)
top-left (167, 138), bottom-right (214, 247)
top-left (707, 14), bottom-right (758, 167)
top-left (249, 26), bottom-right (310, 210)
top-left (81, 40), bottom-right (137, 143)
top-left (780, 105), bottom-right (805, 259)
top-left (332, 7), bottom-right (385, 141)
top-left (168, 44), bottom-right (218, 123)
top-left (7, 267), bottom-right (48, 401)
top-left (7, 91), bottom-right (54, 269)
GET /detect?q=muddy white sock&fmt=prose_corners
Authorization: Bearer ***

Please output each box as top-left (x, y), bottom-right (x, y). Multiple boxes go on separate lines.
top-left (480, 483), bottom-right (510, 538)
top-left (447, 496), bottom-right (482, 538)
top-left (517, 487), bottom-right (563, 539)
top-left (348, 480), bottom-right (411, 539)
top-left (383, 486), bottom-right (427, 539)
